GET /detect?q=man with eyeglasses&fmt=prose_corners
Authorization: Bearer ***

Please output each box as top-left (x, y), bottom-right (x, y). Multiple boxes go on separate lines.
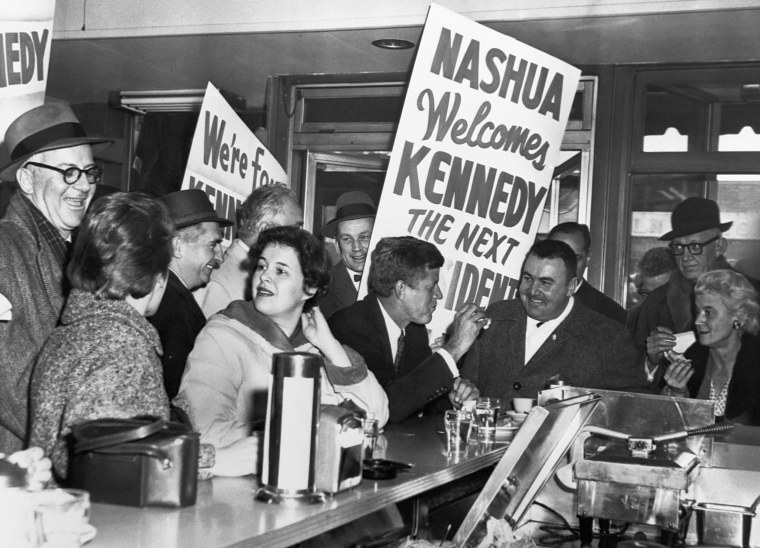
top-left (320, 191), bottom-right (377, 320)
top-left (0, 104), bottom-right (112, 453)
top-left (149, 189), bottom-right (232, 400)
top-left (631, 197), bottom-right (757, 387)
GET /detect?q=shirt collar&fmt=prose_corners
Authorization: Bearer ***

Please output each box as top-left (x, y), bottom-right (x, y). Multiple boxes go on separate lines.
top-left (528, 296), bottom-right (575, 331)
top-left (377, 298), bottom-right (403, 342)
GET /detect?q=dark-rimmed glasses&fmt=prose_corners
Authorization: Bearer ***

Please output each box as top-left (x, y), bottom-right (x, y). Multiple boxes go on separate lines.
top-left (669, 235), bottom-right (720, 256)
top-left (24, 161), bottom-right (103, 185)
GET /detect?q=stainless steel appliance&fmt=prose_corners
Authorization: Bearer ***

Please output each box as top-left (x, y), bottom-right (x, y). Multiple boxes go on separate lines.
top-left (315, 405), bottom-right (364, 494)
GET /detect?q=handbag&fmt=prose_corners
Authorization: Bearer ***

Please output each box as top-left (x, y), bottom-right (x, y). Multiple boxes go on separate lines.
top-left (67, 417), bottom-right (200, 507)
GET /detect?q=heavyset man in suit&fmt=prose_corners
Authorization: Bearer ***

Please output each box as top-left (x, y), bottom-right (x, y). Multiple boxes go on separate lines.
top-left (461, 239), bottom-right (647, 403)
top-left (329, 236), bottom-right (487, 423)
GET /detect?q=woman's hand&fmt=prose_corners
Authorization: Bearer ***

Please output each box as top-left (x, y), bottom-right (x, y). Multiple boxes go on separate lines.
top-left (662, 359), bottom-right (694, 397)
top-left (211, 433), bottom-right (262, 477)
top-left (302, 306), bottom-right (348, 365)
top-left (6, 447), bottom-right (52, 490)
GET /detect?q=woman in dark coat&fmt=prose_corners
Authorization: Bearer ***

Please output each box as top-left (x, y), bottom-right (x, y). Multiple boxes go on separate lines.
top-left (662, 269), bottom-right (760, 425)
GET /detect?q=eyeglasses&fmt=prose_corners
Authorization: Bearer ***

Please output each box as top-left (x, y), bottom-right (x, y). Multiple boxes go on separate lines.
top-left (24, 161), bottom-right (103, 185)
top-left (669, 235), bottom-right (720, 256)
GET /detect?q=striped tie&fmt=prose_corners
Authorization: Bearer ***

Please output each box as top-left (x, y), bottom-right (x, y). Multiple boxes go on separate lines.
top-left (394, 331), bottom-right (405, 375)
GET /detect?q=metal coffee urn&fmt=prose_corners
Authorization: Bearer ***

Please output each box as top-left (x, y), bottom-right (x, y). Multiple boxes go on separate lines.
top-left (257, 352), bottom-right (325, 504)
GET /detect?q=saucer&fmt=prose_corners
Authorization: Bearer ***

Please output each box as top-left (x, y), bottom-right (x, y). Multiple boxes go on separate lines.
top-left (81, 524), bottom-right (97, 544)
top-left (506, 411), bottom-right (528, 424)
top-left (494, 424), bottom-right (519, 441)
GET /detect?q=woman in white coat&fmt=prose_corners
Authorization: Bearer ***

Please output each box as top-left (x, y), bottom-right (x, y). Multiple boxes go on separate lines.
top-left (176, 226), bottom-right (388, 466)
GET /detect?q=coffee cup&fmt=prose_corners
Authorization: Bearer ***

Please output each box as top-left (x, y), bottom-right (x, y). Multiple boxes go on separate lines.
top-left (512, 398), bottom-right (536, 413)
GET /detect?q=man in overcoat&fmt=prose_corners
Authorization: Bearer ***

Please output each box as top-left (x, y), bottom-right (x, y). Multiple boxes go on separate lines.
top-left (0, 104), bottom-right (111, 453)
top-left (461, 239), bottom-right (647, 403)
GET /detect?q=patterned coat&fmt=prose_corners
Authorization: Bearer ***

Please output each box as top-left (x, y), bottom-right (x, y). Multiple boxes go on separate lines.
top-left (0, 195), bottom-right (67, 453)
top-left (29, 290), bottom-right (169, 480)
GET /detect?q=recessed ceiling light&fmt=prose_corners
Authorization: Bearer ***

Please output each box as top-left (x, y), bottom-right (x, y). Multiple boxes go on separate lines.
top-left (372, 38), bottom-right (414, 50)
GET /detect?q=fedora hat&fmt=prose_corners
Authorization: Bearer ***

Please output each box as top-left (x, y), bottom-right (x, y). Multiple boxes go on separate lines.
top-left (0, 103), bottom-right (113, 181)
top-left (160, 189), bottom-right (234, 231)
top-left (659, 197), bottom-right (733, 240)
top-left (322, 191), bottom-right (377, 238)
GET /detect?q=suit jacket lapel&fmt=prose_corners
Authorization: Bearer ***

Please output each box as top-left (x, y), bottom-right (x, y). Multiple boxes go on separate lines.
top-left (507, 308), bottom-right (527, 369)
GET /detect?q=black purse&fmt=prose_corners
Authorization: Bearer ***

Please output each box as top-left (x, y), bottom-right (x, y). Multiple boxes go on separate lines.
top-left (68, 417), bottom-right (200, 507)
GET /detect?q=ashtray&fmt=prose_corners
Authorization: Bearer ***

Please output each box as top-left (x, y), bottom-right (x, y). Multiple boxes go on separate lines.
top-left (362, 459), bottom-right (412, 480)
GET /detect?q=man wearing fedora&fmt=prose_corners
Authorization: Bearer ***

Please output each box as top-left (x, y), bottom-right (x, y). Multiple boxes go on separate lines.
top-left (196, 183), bottom-right (302, 318)
top-left (320, 191), bottom-right (377, 319)
top-left (631, 197), bottom-right (758, 385)
top-left (0, 103), bottom-right (112, 453)
top-left (149, 189), bottom-right (233, 400)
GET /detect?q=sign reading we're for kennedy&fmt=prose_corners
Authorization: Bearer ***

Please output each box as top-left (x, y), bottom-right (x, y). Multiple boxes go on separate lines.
top-left (182, 82), bottom-right (289, 244)
top-left (360, 4), bottom-right (581, 334)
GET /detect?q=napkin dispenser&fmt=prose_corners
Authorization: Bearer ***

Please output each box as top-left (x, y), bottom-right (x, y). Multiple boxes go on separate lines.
top-left (316, 405), bottom-right (364, 494)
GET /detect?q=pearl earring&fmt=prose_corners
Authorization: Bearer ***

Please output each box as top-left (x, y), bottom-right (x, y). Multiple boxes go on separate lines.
top-left (732, 320), bottom-right (741, 330)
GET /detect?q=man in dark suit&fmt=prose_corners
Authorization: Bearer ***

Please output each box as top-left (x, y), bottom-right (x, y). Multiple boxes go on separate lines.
top-left (149, 189), bottom-right (232, 399)
top-left (461, 239), bottom-right (647, 403)
top-left (547, 222), bottom-right (626, 325)
top-left (329, 236), bottom-right (487, 423)
top-left (320, 191), bottom-right (376, 319)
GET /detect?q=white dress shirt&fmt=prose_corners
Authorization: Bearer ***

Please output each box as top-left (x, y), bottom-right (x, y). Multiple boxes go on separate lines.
top-left (524, 297), bottom-right (575, 365)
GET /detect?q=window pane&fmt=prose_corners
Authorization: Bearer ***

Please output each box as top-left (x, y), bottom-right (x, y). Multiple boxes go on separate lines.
top-left (627, 174), bottom-right (760, 308)
top-left (643, 85), bottom-right (708, 152)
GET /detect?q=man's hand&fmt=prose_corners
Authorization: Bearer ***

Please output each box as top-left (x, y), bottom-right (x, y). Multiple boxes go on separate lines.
top-left (448, 377), bottom-right (479, 408)
top-left (443, 303), bottom-right (489, 362)
top-left (646, 326), bottom-right (676, 365)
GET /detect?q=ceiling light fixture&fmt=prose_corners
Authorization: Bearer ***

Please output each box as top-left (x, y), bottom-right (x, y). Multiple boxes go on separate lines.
top-left (109, 89), bottom-right (246, 114)
top-left (372, 38), bottom-right (414, 50)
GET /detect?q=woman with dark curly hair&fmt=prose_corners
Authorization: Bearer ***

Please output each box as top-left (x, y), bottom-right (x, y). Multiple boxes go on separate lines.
top-left (662, 269), bottom-right (760, 424)
top-left (176, 226), bottom-right (387, 468)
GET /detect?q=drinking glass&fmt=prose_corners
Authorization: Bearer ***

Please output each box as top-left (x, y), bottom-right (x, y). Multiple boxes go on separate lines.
top-left (34, 488), bottom-right (90, 548)
top-left (444, 410), bottom-right (470, 454)
top-left (475, 397), bottom-right (502, 442)
top-left (362, 418), bottom-right (379, 460)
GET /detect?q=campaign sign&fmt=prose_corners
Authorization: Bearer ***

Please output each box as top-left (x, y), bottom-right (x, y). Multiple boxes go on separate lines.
top-left (361, 4), bottom-right (581, 335)
top-left (0, 18), bottom-right (54, 156)
top-left (181, 82), bottom-right (289, 243)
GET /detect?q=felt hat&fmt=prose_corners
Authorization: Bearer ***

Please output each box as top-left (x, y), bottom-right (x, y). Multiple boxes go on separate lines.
top-left (659, 197), bottom-right (733, 240)
top-left (160, 189), bottom-right (233, 230)
top-left (322, 191), bottom-right (377, 238)
top-left (0, 103), bottom-right (113, 181)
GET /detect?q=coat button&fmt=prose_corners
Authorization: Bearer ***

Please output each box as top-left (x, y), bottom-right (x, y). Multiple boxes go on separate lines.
top-left (513, 382), bottom-right (521, 390)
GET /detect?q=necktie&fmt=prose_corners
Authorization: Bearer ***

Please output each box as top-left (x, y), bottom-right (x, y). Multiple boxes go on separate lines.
top-left (353, 274), bottom-right (362, 282)
top-left (536, 321), bottom-right (545, 328)
top-left (394, 331), bottom-right (405, 374)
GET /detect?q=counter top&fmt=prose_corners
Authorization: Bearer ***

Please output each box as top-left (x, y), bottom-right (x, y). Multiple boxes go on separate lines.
top-left (88, 415), bottom-right (508, 548)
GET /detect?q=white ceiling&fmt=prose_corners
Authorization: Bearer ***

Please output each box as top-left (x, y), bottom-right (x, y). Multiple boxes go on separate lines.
top-left (46, 7), bottom-right (760, 110)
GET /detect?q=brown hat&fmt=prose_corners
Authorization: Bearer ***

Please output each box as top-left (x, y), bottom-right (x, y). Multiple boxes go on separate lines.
top-left (659, 197), bottom-right (733, 240)
top-left (0, 103), bottom-right (113, 181)
top-left (322, 191), bottom-right (377, 238)
top-left (160, 189), bottom-right (234, 230)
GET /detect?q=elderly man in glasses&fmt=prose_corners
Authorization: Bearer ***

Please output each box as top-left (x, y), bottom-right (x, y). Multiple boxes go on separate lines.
top-left (630, 197), bottom-right (759, 388)
top-left (0, 104), bottom-right (111, 454)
